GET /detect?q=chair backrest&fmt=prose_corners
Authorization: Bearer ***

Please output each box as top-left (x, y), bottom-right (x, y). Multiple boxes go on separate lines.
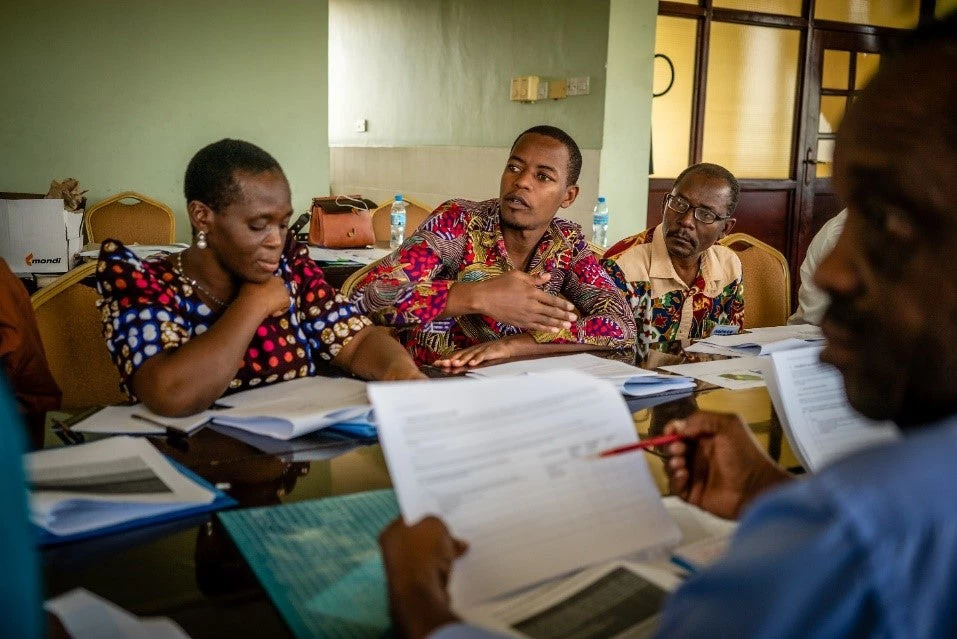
top-left (85, 191), bottom-right (175, 244)
top-left (31, 263), bottom-right (127, 410)
top-left (718, 232), bottom-right (790, 329)
top-left (371, 197), bottom-right (433, 243)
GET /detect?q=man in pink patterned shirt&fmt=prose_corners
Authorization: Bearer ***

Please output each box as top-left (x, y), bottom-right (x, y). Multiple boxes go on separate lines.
top-left (350, 125), bottom-right (635, 367)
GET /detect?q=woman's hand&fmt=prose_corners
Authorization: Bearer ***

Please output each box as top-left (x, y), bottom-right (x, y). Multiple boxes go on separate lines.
top-left (238, 277), bottom-right (290, 320)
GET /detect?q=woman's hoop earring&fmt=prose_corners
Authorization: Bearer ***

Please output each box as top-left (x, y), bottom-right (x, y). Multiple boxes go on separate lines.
top-left (196, 231), bottom-right (208, 249)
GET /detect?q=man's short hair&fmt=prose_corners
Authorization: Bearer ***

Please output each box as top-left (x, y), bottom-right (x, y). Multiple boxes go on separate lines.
top-left (674, 163), bottom-right (741, 216)
top-left (511, 125), bottom-right (583, 186)
top-left (184, 139), bottom-right (283, 212)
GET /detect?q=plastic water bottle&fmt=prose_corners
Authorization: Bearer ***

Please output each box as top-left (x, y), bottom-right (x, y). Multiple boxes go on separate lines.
top-left (389, 194), bottom-right (407, 249)
top-left (592, 197), bottom-right (609, 248)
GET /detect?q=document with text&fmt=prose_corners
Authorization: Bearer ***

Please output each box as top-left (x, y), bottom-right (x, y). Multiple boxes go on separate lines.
top-left (765, 346), bottom-right (899, 472)
top-left (468, 353), bottom-right (695, 398)
top-left (369, 371), bottom-right (681, 607)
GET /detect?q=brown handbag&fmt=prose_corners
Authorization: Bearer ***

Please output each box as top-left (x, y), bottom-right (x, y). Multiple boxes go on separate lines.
top-left (308, 196), bottom-right (376, 248)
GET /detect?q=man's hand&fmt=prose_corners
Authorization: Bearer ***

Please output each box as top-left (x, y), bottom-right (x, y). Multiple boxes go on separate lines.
top-left (663, 411), bottom-right (792, 520)
top-left (452, 272), bottom-right (577, 332)
top-left (238, 277), bottom-right (290, 319)
top-left (433, 334), bottom-right (535, 369)
top-left (380, 516), bottom-right (468, 639)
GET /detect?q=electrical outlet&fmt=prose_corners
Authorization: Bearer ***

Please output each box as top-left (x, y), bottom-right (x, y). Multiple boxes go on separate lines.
top-left (354, 118), bottom-right (367, 132)
top-left (566, 76), bottom-right (591, 96)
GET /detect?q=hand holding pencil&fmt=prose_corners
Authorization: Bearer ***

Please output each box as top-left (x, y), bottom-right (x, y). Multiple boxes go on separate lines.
top-left (656, 411), bottom-right (792, 520)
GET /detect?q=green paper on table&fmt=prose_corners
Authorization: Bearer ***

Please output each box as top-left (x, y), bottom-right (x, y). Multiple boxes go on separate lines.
top-left (219, 489), bottom-right (398, 639)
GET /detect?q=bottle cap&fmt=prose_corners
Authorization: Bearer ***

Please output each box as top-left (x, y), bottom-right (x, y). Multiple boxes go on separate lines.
top-left (598, 197), bottom-right (606, 203)
top-left (394, 194), bottom-right (403, 201)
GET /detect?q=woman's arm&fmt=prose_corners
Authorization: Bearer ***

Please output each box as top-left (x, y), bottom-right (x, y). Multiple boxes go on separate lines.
top-left (332, 326), bottom-right (425, 381)
top-left (131, 278), bottom-right (290, 416)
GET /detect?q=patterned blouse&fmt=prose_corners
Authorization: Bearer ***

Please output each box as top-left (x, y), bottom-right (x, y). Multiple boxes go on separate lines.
top-left (96, 239), bottom-right (372, 400)
top-left (602, 225), bottom-right (744, 358)
top-left (350, 199), bottom-right (635, 365)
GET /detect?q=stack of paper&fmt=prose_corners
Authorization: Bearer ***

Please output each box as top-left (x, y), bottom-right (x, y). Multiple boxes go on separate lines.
top-left (468, 353), bottom-right (695, 398)
top-left (687, 325), bottom-right (825, 357)
top-left (26, 436), bottom-right (233, 544)
top-left (46, 589), bottom-right (190, 639)
top-left (660, 356), bottom-right (770, 390)
top-left (765, 346), bottom-right (900, 472)
top-left (211, 377), bottom-right (375, 440)
top-left (72, 377), bottom-right (377, 441)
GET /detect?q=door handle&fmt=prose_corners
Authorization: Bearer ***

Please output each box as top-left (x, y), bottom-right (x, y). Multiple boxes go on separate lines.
top-left (804, 148), bottom-right (817, 184)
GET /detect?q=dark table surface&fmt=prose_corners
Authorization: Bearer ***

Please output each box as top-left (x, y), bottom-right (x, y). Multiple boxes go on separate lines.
top-left (41, 350), bottom-right (796, 637)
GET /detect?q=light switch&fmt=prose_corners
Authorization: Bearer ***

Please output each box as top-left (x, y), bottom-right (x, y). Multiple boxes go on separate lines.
top-left (566, 76), bottom-right (591, 96)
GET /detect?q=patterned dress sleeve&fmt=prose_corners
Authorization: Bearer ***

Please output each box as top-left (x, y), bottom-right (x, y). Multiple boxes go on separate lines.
top-left (287, 246), bottom-right (372, 361)
top-left (602, 256), bottom-right (653, 358)
top-left (720, 275), bottom-right (745, 329)
top-left (351, 200), bottom-right (467, 326)
top-left (532, 232), bottom-right (636, 351)
top-left (95, 240), bottom-right (193, 398)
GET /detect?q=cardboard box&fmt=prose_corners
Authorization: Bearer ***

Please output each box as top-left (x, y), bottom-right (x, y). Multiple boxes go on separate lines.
top-left (0, 198), bottom-right (84, 275)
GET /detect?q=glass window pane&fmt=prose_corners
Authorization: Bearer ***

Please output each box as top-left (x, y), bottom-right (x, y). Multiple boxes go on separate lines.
top-left (819, 96), bottom-right (846, 133)
top-left (650, 16), bottom-right (697, 178)
top-left (816, 139), bottom-right (835, 178)
top-left (855, 52), bottom-right (880, 90)
top-left (702, 23), bottom-right (800, 179)
top-left (938, 0), bottom-right (957, 18)
top-left (822, 50), bottom-right (850, 90)
top-left (815, 0), bottom-right (919, 28)
top-left (714, 0), bottom-right (802, 15)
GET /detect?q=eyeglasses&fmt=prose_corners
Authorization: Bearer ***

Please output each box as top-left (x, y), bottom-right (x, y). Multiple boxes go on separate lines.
top-left (665, 194), bottom-right (731, 225)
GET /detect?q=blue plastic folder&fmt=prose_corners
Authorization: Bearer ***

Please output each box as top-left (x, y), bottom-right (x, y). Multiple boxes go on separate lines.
top-left (219, 488), bottom-right (399, 639)
top-left (35, 462), bottom-right (236, 547)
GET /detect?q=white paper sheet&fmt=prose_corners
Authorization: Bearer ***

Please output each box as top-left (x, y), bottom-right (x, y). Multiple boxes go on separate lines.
top-left (697, 325), bottom-right (825, 356)
top-left (46, 588), bottom-right (190, 639)
top-left (212, 376), bottom-right (373, 440)
top-left (73, 405), bottom-right (212, 435)
top-left (307, 246), bottom-right (391, 264)
top-left (468, 353), bottom-right (695, 398)
top-left (77, 243), bottom-right (189, 260)
top-left (660, 356), bottom-right (771, 390)
top-left (765, 346), bottom-right (899, 472)
top-left (26, 437), bottom-right (215, 536)
top-left (370, 371), bottom-right (681, 606)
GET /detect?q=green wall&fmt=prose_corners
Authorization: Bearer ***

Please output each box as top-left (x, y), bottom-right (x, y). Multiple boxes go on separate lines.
top-left (0, 0), bottom-right (329, 241)
top-left (329, 0), bottom-right (610, 149)
top-left (600, 0), bottom-right (658, 241)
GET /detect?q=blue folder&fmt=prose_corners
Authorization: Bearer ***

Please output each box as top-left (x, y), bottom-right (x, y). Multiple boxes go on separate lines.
top-left (35, 461), bottom-right (236, 547)
top-left (220, 488), bottom-right (399, 639)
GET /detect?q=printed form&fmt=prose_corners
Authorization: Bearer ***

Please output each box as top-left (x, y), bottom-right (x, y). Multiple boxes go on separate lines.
top-left (370, 371), bottom-right (680, 607)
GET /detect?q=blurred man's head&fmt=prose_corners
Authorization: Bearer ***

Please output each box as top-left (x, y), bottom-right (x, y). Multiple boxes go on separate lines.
top-left (816, 14), bottom-right (957, 427)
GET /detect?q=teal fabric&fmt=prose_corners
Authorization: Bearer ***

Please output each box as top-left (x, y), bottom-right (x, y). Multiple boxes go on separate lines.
top-left (219, 488), bottom-right (399, 639)
top-left (0, 377), bottom-right (42, 638)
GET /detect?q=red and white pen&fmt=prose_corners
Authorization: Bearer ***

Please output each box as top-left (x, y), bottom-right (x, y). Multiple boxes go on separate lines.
top-left (597, 433), bottom-right (691, 458)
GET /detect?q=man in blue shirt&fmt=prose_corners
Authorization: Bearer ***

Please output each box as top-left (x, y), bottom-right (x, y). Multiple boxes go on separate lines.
top-left (378, 14), bottom-right (957, 639)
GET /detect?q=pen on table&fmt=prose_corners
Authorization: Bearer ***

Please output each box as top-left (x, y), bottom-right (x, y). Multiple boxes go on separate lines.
top-left (597, 433), bottom-right (692, 458)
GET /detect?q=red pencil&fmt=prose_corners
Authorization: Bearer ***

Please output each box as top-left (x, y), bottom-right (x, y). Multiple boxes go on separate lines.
top-left (598, 433), bottom-right (689, 457)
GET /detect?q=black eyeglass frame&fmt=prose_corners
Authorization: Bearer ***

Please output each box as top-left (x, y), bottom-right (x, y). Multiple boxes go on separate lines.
top-left (665, 193), bottom-right (732, 225)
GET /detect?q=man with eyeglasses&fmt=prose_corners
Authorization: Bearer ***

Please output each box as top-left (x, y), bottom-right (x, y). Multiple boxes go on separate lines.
top-left (601, 163), bottom-right (742, 358)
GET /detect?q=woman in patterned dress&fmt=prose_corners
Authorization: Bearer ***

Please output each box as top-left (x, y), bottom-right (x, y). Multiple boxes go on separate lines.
top-left (96, 139), bottom-right (423, 417)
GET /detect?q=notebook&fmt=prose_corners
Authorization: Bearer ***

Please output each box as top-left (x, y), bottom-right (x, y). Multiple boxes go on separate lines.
top-left (27, 436), bottom-right (235, 545)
